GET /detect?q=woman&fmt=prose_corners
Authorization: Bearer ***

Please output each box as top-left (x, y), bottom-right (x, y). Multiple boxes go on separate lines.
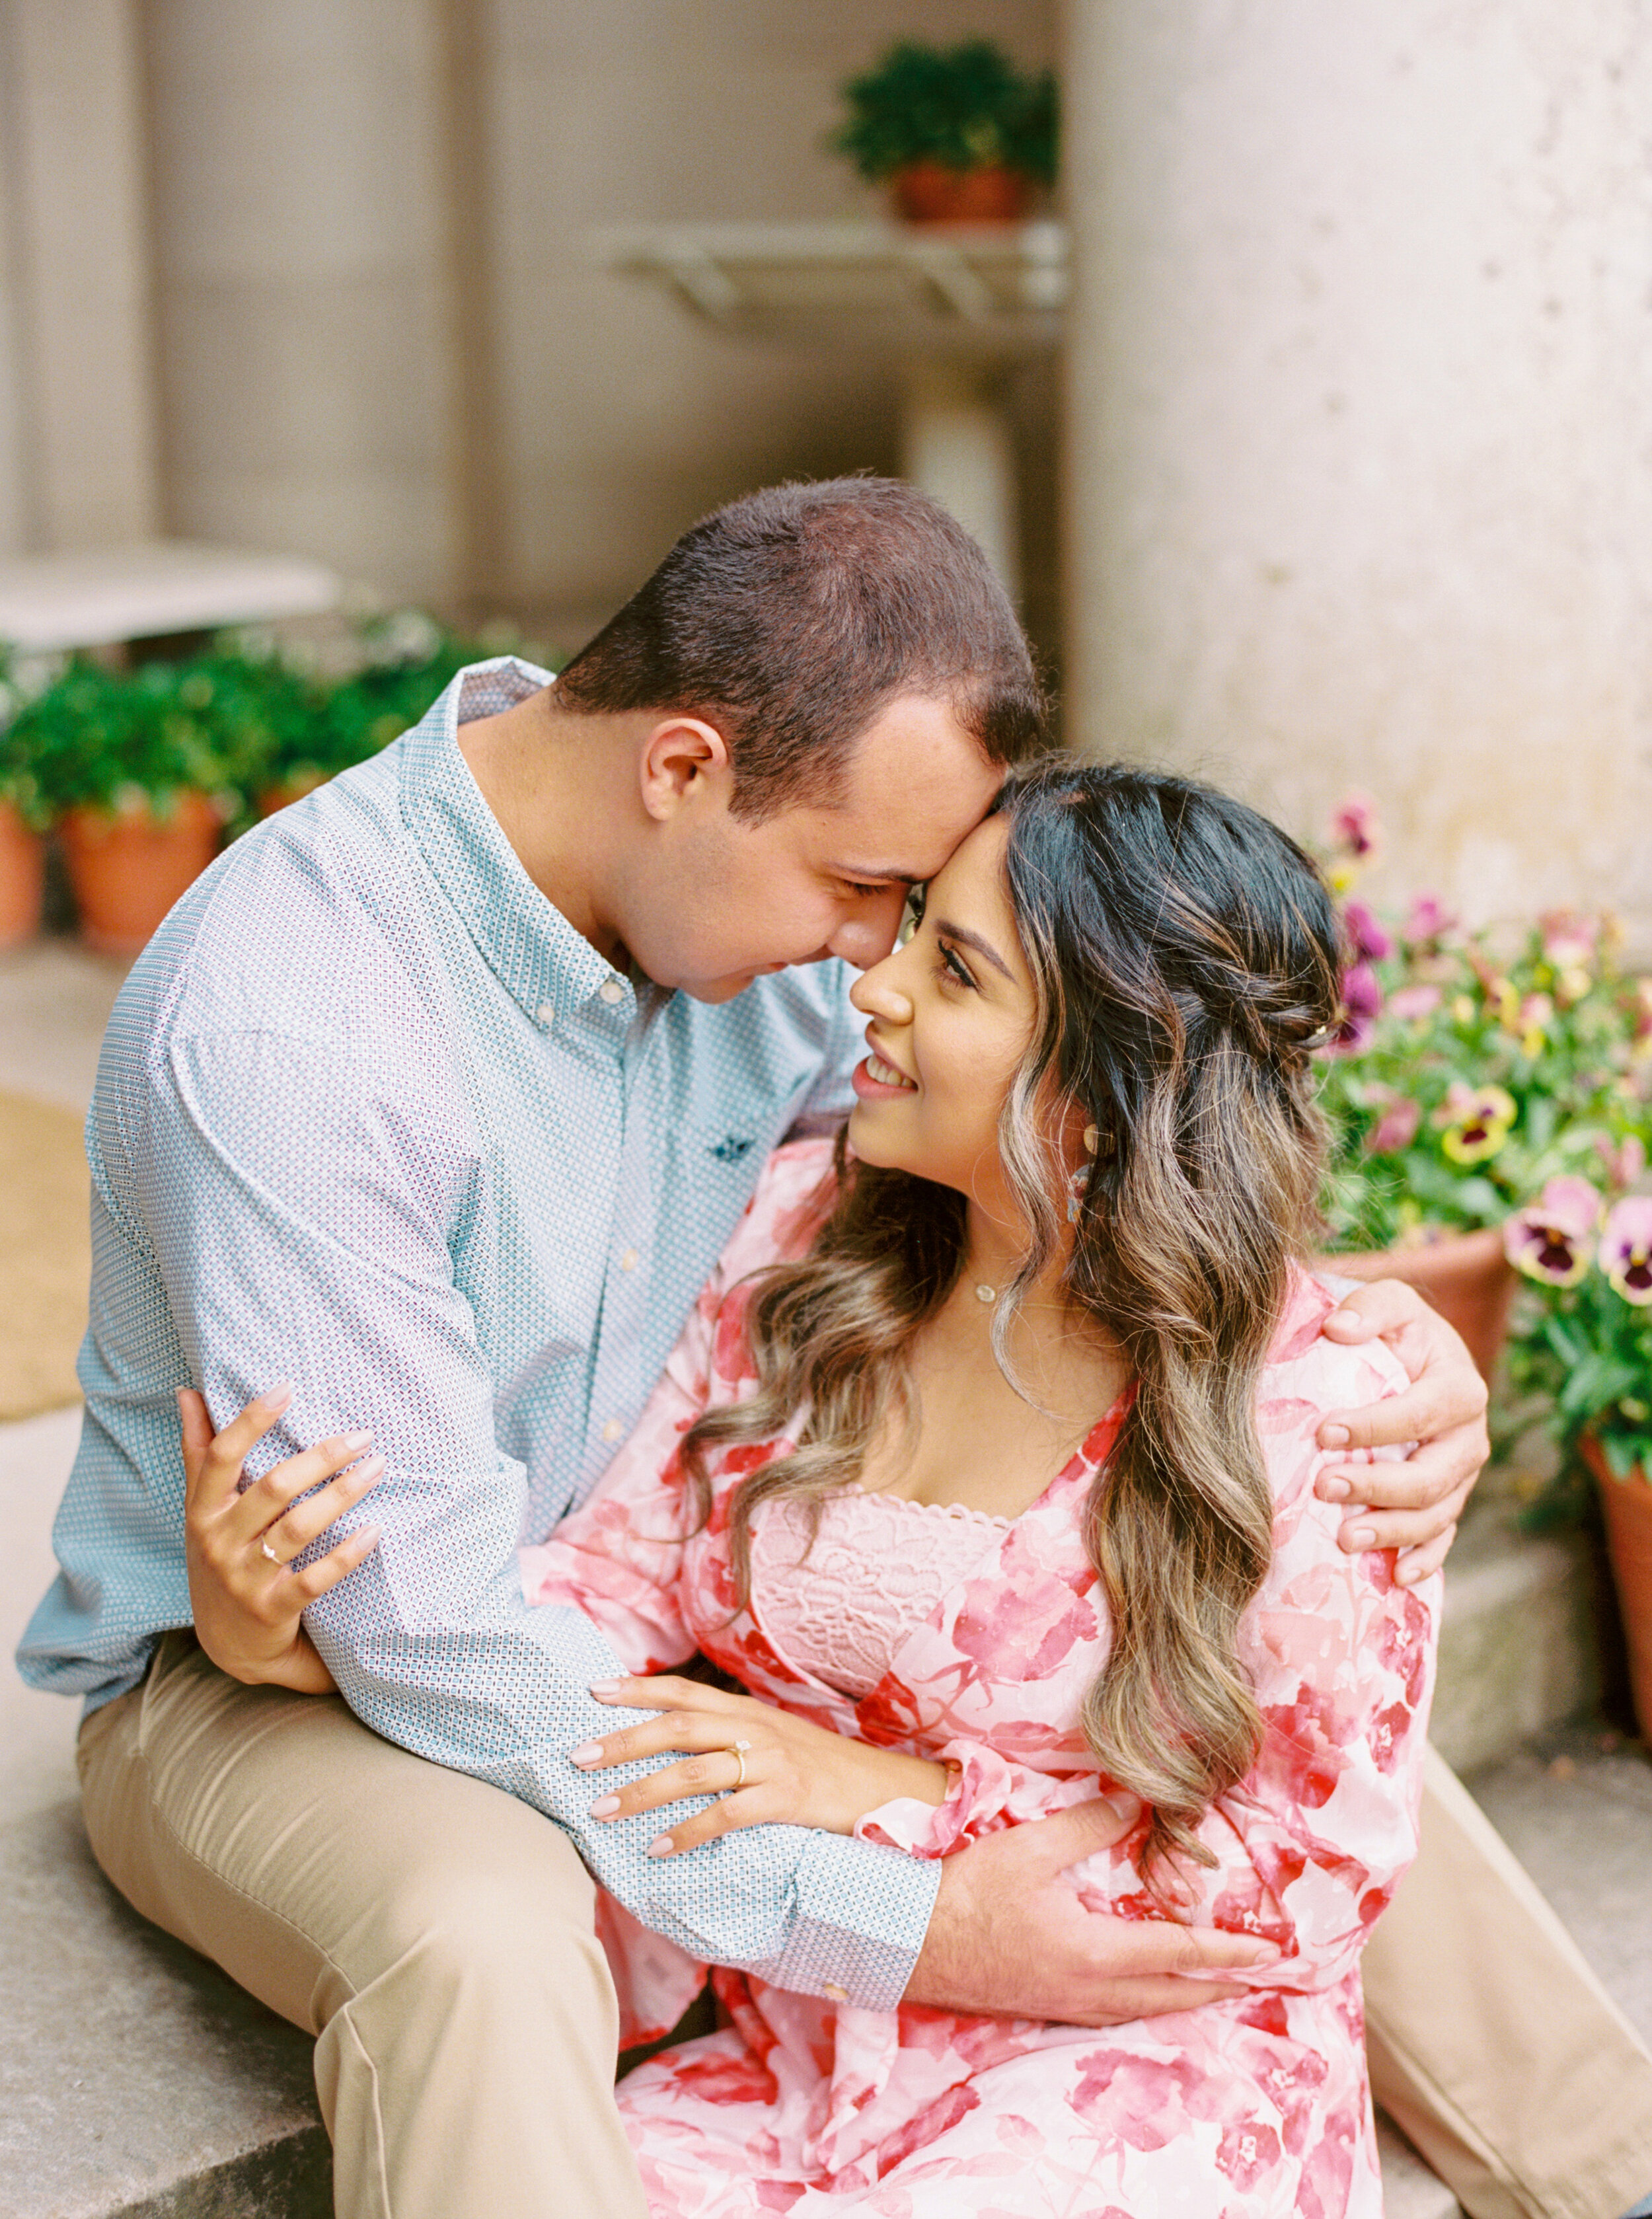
top-left (190, 761), bottom-right (1434, 2216)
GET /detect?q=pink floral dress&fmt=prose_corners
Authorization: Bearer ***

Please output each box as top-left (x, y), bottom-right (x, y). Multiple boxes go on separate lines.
top-left (520, 1141), bottom-right (1438, 2218)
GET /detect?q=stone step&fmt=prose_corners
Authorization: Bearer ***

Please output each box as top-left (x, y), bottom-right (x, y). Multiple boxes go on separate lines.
top-left (1377, 2117), bottom-right (1466, 2219)
top-left (1427, 1505), bottom-right (1606, 1775)
top-left (0, 1801), bottom-right (327, 2218)
top-left (2, 1795), bottom-right (1471, 2218)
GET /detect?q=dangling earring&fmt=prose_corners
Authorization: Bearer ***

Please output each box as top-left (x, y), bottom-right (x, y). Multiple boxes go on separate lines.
top-left (1066, 1124), bottom-right (1102, 1224)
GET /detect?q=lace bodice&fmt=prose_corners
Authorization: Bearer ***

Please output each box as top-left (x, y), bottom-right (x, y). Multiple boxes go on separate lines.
top-left (748, 1488), bottom-right (1010, 1698)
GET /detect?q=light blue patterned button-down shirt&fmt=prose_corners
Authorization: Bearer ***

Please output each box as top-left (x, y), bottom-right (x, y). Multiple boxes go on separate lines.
top-left (18, 658), bottom-right (939, 2008)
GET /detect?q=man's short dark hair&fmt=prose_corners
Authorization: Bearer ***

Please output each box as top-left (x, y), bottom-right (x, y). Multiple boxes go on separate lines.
top-left (553, 477), bottom-right (1048, 819)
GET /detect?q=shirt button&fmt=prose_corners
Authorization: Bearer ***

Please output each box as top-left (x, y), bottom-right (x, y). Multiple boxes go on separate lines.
top-left (823, 1983), bottom-right (848, 2003)
top-left (619, 1249), bottom-right (638, 1272)
top-left (537, 1002), bottom-right (556, 1026)
top-left (599, 978), bottom-right (624, 1005)
top-left (601, 1418), bottom-right (624, 1443)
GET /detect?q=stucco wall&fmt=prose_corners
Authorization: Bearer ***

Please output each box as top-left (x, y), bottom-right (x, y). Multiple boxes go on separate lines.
top-left (1065, 1), bottom-right (1652, 935)
top-left (140, 0), bottom-right (1058, 654)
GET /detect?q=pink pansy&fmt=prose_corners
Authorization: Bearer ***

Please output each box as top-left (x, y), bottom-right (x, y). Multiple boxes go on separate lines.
top-left (1388, 983), bottom-right (1442, 1022)
top-left (1329, 792), bottom-right (1382, 863)
top-left (1600, 1197), bottom-right (1652, 1306)
top-left (1596, 1135), bottom-right (1647, 1191)
top-left (1402, 891), bottom-right (1458, 945)
top-left (1341, 899), bottom-right (1393, 965)
top-left (1326, 963), bottom-right (1382, 1055)
top-left (1365, 1091), bottom-right (1421, 1155)
top-left (1540, 911), bottom-right (1598, 969)
top-left (1503, 1176), bottom-right (1604, 1287)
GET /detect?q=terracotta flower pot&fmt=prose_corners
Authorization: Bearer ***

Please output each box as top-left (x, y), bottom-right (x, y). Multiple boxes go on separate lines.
top-left (890, 162), bottom-right (1034, 225)
top-left (1328, 1226), bottom-right (1515, 1384)
top-left (59, 790), bottom-right (223, 957)
top-left (1580, 1431), bottom-right (1652, 1743)
top-left (258, 769), bottom-right (330, 817)
top-left (0, 799), bottom-right (46, 949)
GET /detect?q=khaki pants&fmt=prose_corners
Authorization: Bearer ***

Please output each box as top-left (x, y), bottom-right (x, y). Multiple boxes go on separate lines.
top-left (81, 1637), bottom-right (1652, 2219)
top-left (78, 1633), bottom-right (648, 2219)
top-left (1365, 1745), bottom-right (1652, 2219)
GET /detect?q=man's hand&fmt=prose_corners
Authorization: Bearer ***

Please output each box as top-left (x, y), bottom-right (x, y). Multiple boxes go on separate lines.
top-left (1314, 1279), bottom-right (1491, 1585)
top-left (179, 1386), bottom-right (380, 1692)
top-left (904, 1798), bottom-right (1279, 2025)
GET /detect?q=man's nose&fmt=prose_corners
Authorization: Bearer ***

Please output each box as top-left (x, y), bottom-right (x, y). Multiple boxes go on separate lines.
top-left (828, 892), bottom-right (906, 971)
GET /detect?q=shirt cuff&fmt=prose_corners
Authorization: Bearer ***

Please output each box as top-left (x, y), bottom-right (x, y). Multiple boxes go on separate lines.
top-left (757, 1827), bottom-right (942, 2012)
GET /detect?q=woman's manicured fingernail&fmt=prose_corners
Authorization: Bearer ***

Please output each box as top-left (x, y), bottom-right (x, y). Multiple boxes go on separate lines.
top-left (342, 1430), bottom-right (372, 1451)
top-left (1345, 1525), bottom-right (1376, 1550)
top-left (588, 1679), bottom-right (625, 1698)
top-left (1102, 1789), bottom-right (1141, 1825)
top-left (352, 1455), bottom-right (386, 1484)
top-left (568, 1741), bottom-right (604, 1767)
top-left (589, 1794), bottom-right (620, 1817)
top-left (261, 1382), bottom-right (294, 1408)
top-left (645, 1834), bottom-right (675, 1858)
top-left (1320, 1422), bottom-right (1351, 1448)
top-left (1242, 1943), bottom-right (1283, 1965)
top-left (1318, 1474), bottom-right (1351, 1501)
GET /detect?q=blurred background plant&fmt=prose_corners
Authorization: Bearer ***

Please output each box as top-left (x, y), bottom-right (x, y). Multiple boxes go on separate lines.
top-left (1313, 792), bottom-right (1652, 1524)
top-left (0, 619), bottom-right (548, 954)
top-left (1, 615), bottom-right (537, 835)
top-left (832, 37), bottom-right (1058, 219)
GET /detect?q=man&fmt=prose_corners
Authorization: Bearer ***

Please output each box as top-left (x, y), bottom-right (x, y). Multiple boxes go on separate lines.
top-left (19, 481), bottom-right (1646, 2219)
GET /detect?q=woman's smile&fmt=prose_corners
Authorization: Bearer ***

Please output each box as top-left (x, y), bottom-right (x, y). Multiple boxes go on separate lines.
top-left (854, 1043), bottom-right (918, 1095)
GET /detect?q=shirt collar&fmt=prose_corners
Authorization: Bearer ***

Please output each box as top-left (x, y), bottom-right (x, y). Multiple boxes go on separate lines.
top-left (399, 657), bottom-right (630, 1028)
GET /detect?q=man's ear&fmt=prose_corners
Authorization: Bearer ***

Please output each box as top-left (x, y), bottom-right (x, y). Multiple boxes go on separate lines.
top-left (638, 716), bottom-right (731, 822)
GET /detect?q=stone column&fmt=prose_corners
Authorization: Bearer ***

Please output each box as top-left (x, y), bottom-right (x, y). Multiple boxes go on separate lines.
top-left (0, 0), bottom-right (162, 548)
top-left (1063, 2), bottom-right (1652, 936)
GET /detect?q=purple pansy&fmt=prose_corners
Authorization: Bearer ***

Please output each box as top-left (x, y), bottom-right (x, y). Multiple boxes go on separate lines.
top-left (1503, 1176), bottom-right (1603, 1288)
top-left (1330, 792), bottom-right (1382, 863)
top-left (1600, 1197), bottom-right (1652, 1306)
top-left (1365, 1092), bottom-right (1421, 1155)
top-left (1403, 892), bottom-right (1457, 946)
top-left (1342, 899), bottom-right (1394, 965)
top-left (1326, 963), bottom-right (1383, 1055)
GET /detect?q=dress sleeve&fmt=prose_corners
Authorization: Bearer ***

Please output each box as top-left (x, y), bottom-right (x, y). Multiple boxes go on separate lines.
top-left (860, 1337), bottom-right (1438, 2001)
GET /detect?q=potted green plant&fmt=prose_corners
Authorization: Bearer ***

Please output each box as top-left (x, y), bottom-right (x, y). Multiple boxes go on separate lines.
top-left (833, 39), bottom-right (1057, 225)
top-left (255, 613), bottom-right (510, 815)
top-left (1314, 796), bottom-right (1652, 1382)
top-left (13, 658), bottom-right (231, 955)
top-left (1503, 1180), bottom-right (1652, 1737)
top-left (0, 653), bottom-right (50, 948)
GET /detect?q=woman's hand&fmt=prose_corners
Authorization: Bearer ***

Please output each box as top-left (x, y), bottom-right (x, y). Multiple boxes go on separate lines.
top-left (570, 1675), bottom-right (949, 1856)
top-left (179, 1385), bottom-right (381, 1694)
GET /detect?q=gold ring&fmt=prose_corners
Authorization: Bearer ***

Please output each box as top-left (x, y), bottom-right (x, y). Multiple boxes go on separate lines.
top-left (260, 1538), bottom-right (281, 1565)
top-left (727, 1738), bottom-right (753, 1791)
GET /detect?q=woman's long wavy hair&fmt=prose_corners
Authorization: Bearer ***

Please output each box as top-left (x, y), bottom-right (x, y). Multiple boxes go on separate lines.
top-left (681, 760), bottom-right (1343, 1886)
